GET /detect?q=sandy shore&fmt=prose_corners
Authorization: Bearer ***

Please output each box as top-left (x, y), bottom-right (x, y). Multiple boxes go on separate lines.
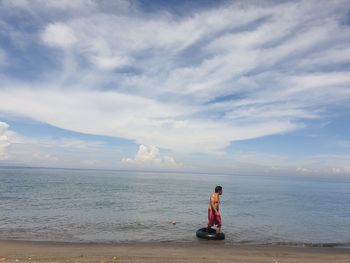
top-left (0, 240), bottom-right (349, 263)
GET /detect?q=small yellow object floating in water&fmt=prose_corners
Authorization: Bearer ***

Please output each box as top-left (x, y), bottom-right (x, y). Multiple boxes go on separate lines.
top-left (113, 256), bottom-right (118, 260)
top-left (172, 220), bottom-right (176, 225)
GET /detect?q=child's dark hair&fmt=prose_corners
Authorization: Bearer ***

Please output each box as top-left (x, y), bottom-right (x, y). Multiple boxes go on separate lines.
top-left (215, 186), bottom-right (222, 193)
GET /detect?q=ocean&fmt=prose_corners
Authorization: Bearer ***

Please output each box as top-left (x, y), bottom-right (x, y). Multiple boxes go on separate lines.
top-left (0, 166), bottom-right (349, 247)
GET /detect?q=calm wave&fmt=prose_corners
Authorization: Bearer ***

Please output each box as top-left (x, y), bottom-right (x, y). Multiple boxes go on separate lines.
top-left (0, 166), bottom-right (349, 246)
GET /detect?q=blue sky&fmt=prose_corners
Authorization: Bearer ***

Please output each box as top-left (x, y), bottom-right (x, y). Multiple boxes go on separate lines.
top-left (1, 0), bottom-right (350, 177)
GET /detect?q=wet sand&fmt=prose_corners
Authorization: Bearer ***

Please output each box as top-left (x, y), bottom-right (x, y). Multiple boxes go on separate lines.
top-left (0, 240), bottom-right (349, 263)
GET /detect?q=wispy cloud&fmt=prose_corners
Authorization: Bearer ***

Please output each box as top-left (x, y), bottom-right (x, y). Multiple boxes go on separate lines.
top-left (337, 140), bottom-right (350, 148)
top-left (0, 48), bottom-right (7, 66)
top-left (81, 159), bottom-right (98, 166)
top-left (9, 132), bottom-right (106, 150)
top-left (332, 166), bottom-right (350, 174)
top-left (31, 151), bottom-right (58, 162)
top-left (292, 154), bottom-right (350, 176)
top-left (0, 121), bottom-right (110, 166)
top-left (1, 0), bottom-right (350, 157)
top-left (188, 151), bottom-right (350, 176)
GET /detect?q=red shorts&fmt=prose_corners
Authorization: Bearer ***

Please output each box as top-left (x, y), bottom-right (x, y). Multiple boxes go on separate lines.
top-left (208, 208), bottom-right (222, 227)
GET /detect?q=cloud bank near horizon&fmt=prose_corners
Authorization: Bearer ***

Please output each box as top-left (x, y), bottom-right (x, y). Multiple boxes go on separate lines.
top-left (0, 122), bottom-right (11, 160)
top-left (122, 144), bottom-right (182, 168)
top-left (1, 0), bottom-right (350, 156)
top-left (2, 120), bottom-right (350, 176)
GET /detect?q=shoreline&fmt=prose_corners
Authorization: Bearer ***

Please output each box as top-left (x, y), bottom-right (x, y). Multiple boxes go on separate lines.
top-left (1, 240), bottom-right (350, 263)
top-left (1, 238), bottom-right (349, 248)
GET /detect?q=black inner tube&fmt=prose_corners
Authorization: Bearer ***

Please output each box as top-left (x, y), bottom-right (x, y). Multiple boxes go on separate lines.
top-left (196, 227), bottom-right (225, 240)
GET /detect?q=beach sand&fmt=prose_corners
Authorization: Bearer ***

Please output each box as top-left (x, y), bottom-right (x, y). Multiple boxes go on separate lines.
top-left (0, 240), bottom-right (349, 263)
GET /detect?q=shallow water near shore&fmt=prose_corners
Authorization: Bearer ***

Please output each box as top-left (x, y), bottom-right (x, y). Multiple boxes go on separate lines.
top-left (0, 166), bottom-right (349, 247)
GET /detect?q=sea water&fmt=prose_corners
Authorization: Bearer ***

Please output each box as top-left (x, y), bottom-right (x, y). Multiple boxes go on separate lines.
top-left (0, 166), bottom-right (349, 246)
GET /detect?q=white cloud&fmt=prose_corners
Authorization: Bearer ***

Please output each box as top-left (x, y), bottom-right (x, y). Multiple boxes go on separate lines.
top-left (296, 167), bottom-right (311, 173)
top-left (1, 0), bottom-right (350, 158)
top-left (298, 46), bottom-right (350, 69)
top-left (0, 122), bottom-right (11, 160)
top-left (122, 144), bottom-right (182, 168)
top-left (90, 55), bottom-right (132, 70)
top-left (41, 23), bottom-right (77, 48)
top-left (332, 166), bottom-right (350, 174)
top-left (0, 86), bottom-right (300, 153)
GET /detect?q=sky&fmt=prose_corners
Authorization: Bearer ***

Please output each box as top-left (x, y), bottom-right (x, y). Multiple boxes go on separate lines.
top-left (0, 0), bottom-right (350, 177)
